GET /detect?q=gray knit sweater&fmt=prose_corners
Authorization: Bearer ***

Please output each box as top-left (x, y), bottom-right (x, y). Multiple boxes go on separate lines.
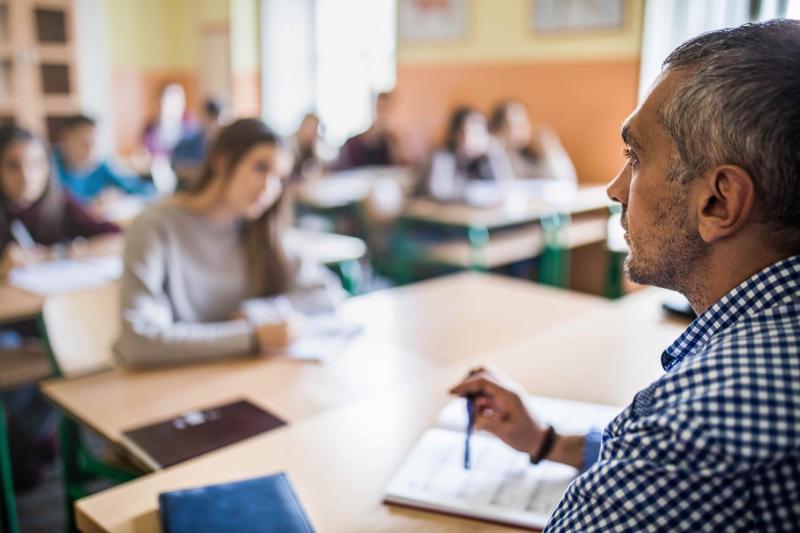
top-left (115, 202), bottom-right (342, 366)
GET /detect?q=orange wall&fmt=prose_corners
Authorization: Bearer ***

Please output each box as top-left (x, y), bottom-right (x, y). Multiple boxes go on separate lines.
top-left (394, 59), bottom-right (639, 183)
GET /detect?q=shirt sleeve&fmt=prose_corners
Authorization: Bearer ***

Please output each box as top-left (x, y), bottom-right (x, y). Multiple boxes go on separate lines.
top-left (115, 213), bottom-right (257, 367)
top-left (581, 428), bottom-right (603, 472)
top-left (62, 194), bottom-right (120, 240)
top-left (543, 373), bottom-right (772, 533)
top-left (101, 162), bottom-right (155, 197)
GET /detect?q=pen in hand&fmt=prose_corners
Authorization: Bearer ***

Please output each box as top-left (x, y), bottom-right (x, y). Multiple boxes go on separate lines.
top-left (464, 394), bottom-right (475, 470)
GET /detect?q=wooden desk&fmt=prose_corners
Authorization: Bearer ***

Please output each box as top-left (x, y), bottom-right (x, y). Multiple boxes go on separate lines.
top-left (73, 287), bottom-right (689, 533)
top-left (42, 273), bottom-right (603, 451)
top-left (0, 284), bottom-right (44, 324)
top-left (0, 235), bottom-right (124, 325)
top-left (398, 186), bottom-right (612, 271)
top-left (402, 185), bottom-right (611, 230)
top-left (296, 167), bottom-right (414, 210)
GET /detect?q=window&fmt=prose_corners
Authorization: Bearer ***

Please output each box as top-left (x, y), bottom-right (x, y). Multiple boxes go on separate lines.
top-left (260, 0), bottom-right (396, 144)
top-left (638, 0), bottom-right (797, 102)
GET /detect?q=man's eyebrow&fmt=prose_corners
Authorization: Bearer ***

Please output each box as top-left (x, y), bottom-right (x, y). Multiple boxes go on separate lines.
top-left (621, 123), bottom-right (644, 151)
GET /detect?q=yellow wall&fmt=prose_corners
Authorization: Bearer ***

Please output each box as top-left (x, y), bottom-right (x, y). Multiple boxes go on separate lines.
top-left (398, 0), bottom-right (643, 65)
top-left (102, 0), bottom-right (198, 70)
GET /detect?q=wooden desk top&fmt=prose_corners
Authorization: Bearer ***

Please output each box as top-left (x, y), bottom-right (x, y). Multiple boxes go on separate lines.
top-left (285, 227), bottom-right (367, 265)
top-left (0, 284), bottom-right (44, 324)
top-left (296, 167), bottom-right (414, 210)
top-left (403, 185), bottom-right (612, 229)
top-left (74, 287), bottom-right (689, 533)
top-left (42, 273), bottom-right (603, 449)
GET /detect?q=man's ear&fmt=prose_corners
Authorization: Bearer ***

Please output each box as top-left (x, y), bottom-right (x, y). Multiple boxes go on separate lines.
top-left (696, 165), bottom-right (756, 243)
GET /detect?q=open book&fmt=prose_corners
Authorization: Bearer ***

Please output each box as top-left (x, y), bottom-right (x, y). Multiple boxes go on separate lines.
top-left (384, 395), bottom-right (620, 530)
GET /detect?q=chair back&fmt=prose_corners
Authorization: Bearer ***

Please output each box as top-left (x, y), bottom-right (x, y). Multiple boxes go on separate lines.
top-left (41, 282), bottom-right (120, 378)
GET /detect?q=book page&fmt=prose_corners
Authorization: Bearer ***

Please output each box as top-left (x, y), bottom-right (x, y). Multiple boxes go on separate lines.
top-left (386, 396), bottom-right (621, 529)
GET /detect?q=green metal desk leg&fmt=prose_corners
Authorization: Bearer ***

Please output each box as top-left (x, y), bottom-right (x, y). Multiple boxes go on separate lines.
top-left (467, 225), bottom-right (490, 272)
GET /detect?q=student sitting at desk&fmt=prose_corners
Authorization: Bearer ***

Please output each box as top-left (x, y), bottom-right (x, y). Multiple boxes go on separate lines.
top-left (54, 114), bottom-right (155, 204)
top-left (116, 118), bottom-right (344, 366)
top-left (0, 126), bottom-right (120, 277)
top-left (286, 113), bottom-right (335, 183)
top-left (489, 100), bottom-right (576, 183)
top-left (418, 106), bottom-right (513, 205)
top-left (171, 98), bottom-right (226, 187)
top-left (333, 92), bottom-right (404, 170)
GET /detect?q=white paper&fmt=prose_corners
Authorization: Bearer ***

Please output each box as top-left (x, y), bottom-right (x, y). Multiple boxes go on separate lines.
top-left (8, 256), bottom-right (122, 295)
top-left (283, 315), bottom-right (362, 361)
top-left (385, 396), bottom-right (621, 529)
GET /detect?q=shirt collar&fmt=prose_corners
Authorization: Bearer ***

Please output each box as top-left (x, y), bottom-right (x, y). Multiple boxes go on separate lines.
top-left (661, 254), bottom-right (800, 371)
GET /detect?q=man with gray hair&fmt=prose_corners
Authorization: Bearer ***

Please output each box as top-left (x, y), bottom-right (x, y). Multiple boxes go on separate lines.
top-left (451, 19), bottom-right (800, 531)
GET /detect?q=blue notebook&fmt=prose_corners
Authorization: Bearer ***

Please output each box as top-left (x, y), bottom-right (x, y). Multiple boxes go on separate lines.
top-left (159, 472), bottom-right (315, 533)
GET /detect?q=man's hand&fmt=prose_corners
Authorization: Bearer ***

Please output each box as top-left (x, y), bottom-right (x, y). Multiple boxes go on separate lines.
top-left (450, 367), bottom-right (549, 458)
top-left (450, 366), bottom-right (587, 469)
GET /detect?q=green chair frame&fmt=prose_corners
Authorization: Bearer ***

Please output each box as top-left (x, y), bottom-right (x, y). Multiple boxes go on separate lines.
top-left (0, 396), bottom-right (19, 533)
top-left (37, 316), bottom-right (139, 532)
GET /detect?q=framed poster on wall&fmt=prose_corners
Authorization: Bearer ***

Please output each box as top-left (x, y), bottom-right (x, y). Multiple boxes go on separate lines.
top-left (398, 0), bottom-right (468, 42)
top-left (531, 0), bottom-right (625, 34)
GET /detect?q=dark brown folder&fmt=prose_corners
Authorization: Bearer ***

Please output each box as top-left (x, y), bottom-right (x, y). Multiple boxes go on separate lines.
top-left (121, 399), bottom-right (287, 470)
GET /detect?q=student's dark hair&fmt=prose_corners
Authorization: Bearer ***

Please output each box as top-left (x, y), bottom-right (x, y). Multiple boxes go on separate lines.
top-left (488, 99), bottom-right (523, 133)
top-left (62, 114), bottom-right (96, 132)
top-left (0, 126), bottom-right (64, 243)
top-left (203, 98), bottom-right (222, 119)
top-left (445, 106), bottom-right (479, 152)
top-left (660, 18), bottom-right (800, 253)
top-left (189, 118), bottom-right (290, 297)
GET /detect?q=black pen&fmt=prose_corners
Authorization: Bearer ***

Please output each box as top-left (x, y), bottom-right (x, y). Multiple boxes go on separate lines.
top-left (464, 394), bottom-right (475, 469)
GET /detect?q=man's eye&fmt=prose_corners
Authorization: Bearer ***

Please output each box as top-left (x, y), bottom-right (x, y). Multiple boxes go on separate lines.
top-left (623, 147), bottom-right (639, 169)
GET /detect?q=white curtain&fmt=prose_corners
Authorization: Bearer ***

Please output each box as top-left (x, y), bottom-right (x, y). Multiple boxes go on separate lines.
top-left (638, 0), bottom-right (797, 102)
top-left (75, 0), bottom-right (114, 156)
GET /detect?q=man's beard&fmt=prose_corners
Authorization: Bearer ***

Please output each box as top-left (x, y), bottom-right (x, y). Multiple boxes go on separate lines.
top-left (622, 191), bottom-right (709, 295)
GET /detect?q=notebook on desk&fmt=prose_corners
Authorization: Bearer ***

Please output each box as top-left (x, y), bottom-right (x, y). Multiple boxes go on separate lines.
top-left (8, 256), bottom-right (122, 295)
top-left (384, 395), bottom-right (620, 530)
top-left (121, 399), bottom-right (287, 470)
top-left (159, 472), bottom-right (315, 533)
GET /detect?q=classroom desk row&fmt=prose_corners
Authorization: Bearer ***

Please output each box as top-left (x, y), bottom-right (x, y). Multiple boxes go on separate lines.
top-left (0, 229), bottom-right (366, 327)
top-left (40, 273), bottom-right (690, 532)
top-left (297, 170), bottom-right (614, 273)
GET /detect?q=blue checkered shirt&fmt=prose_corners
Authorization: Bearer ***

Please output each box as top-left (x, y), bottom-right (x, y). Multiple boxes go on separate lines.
top-left (545, 254), bottom-right (800, 532)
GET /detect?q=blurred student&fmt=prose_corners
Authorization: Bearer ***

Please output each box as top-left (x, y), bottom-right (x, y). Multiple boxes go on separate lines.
top-left (419, 106), bottom-right (513, 205)
top-left (54, 114), bottom-right (154, 204)
top-left (286, 113), bottom-right (335, 182)
top-left (171, 98), bottom-right (226, 186)
top-left (116, 118), bottom-right (344, 367)
top-left (0, 126), bottom-right (119, 278)
top-left (489, 100), bottom-right (576, 182)
top-left (142, 83), bottom-right (194, 160)
top-left (334, 92), bottom-right (404, 169)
